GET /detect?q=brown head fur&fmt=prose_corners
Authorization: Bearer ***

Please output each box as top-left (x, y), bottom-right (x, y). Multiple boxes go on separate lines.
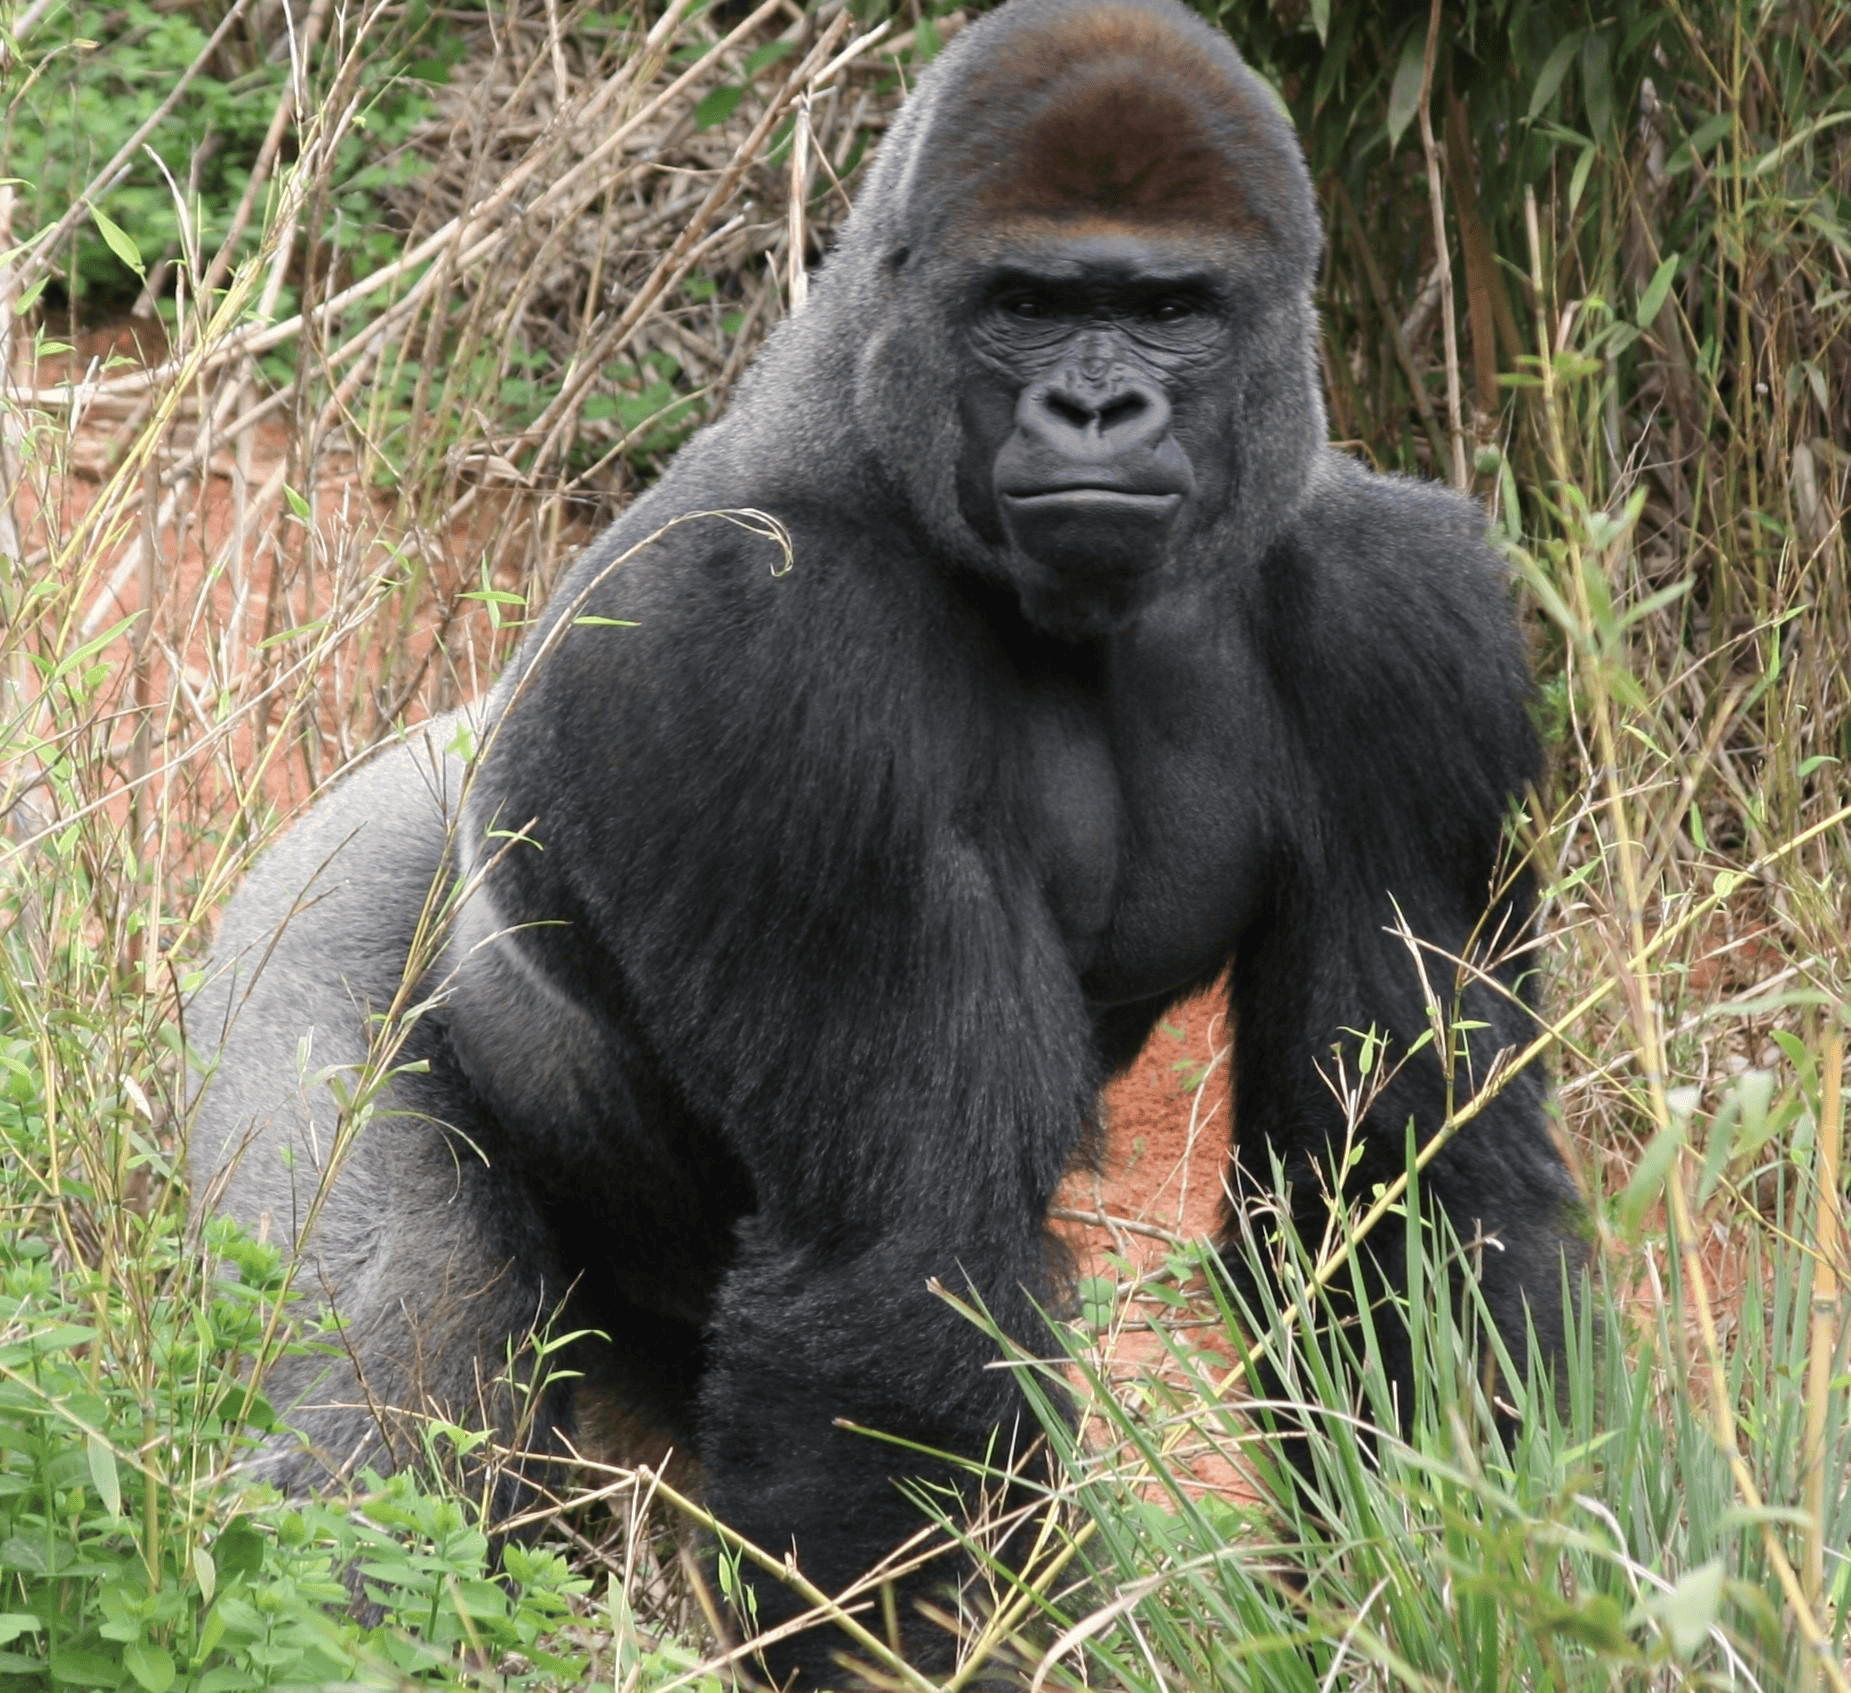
top-left (922, 0), bottom-right (1308, 259)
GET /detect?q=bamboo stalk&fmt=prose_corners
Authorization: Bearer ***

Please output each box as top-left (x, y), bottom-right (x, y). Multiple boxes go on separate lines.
top-left (1443, 88), bottom-right (1518, 417)
top-left (1331, 180), bottom-right (1451, 474)
top-left (1802, 1021), bottom-right (1845, 1653)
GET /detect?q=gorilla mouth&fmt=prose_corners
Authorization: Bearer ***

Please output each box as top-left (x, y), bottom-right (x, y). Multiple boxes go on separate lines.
top-left (999, 487), bottom-right (1185, 577)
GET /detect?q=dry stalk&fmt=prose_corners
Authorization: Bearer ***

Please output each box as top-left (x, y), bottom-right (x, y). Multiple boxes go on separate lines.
top-left (0, 183), bottom-right (20, 570)
top-left (787, 90), bottom-right (813, 315)
top-left (524, 8), bottom-right (857, 471)
top-left (1332, 178), bottom-right (1450, 473)
top-left (19, 0), bottom-right (790, 409)
top-left (1415, 0), bottom-right (1466, 489)
top-left (195, 0), bottom-right (336, 303)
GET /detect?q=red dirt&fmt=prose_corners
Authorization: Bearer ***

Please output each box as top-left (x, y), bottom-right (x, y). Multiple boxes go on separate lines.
top-left (1068, 986), bottom-right (1256, 1508)
top-left (1075, 984), bottom-right (1231, 1269)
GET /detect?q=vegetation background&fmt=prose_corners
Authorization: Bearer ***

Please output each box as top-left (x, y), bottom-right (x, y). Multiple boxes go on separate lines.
top-left (0, 0), bottom-right (1846, 1686)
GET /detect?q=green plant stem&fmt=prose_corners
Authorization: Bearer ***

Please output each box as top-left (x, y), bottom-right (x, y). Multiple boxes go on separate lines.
top-left (1802, 1023), bottom-right (1845, 1634)
top-left (627, 1470), bottom-right (941, 1693)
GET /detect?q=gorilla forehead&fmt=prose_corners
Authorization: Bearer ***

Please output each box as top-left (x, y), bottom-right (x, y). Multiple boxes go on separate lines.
top-left (916, 0), bottom-right (1316, 268)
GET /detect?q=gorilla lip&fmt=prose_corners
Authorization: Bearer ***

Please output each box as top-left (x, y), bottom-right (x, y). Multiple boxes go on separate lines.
top-left (1002, 488), bottom-right (1184, 518)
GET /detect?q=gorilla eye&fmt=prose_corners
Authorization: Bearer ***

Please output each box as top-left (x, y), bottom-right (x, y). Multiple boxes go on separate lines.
top-left (1004, 292), bottom-right (1054, 320)
top-left (1143, 296), bottom-right (1196, 323)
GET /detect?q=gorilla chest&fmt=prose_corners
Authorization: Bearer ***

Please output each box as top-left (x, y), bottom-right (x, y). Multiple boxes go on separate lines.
top-left (1010, 680), bottom-right (1263, 1006)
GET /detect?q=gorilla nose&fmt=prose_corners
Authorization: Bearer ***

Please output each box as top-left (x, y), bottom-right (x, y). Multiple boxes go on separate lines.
top-left (1018, 368), bottom-right (1172, 462)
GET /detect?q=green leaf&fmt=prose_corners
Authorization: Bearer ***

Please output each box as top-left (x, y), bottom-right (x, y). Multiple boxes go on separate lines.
top-left (0, 1539), bottom-right (46, 1576)
top-left (445, 720), bottom-right (478, 764)
top-left (124, 1639), bottom-right (175, 1693)
top-left (1580, 29), bottom-right (1614, 139)
top-left (89, 205), bottom-right (144, 279)
top-left (1667, 110), bottom-right (1733, 176)
top-left (1567, 139), bottom-right (1598, 219)
top-left (85, 1435), bottom-right (121, 1519)
top-left (1696, 1082), bottom-right (1736, 1206)
top-left (1509, 549), bottom-right (1579, 640)
top-left (1612, 576), bottom-right (1693, 636)
top-left (1310, 0), bottom-right (1329, 44)
top-left (693, 84), bottom-right (743, 130)
top-left (194, 1605), bottom-right (226, 1663)
top-left (1528, 32), bottom-right (1582, 123)
top-left (1617, 1121), bottom-right (1682, 1237)
top-left (1637, 253), bottom-right (1679, 329)
top-left (1548, 1588), bottom-right (1629, 1651)
top-left (48, 1644), bottom-right (121, 1686)
top-left (1385, 30), bottom-right (1426, 154)
top-left (1653, 1559), bottom-right (1724, 1661)
top-left (0, 1616), bottom-right (41, 1645)
top-left (744, 40), bottom-right (794, 75)
top-left (51, 615), bottom-right (138, 682)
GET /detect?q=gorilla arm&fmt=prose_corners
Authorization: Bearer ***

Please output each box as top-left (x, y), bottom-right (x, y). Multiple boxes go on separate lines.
top-left (693, 840), bottom-right (1092, 1671)
top-left (459, 514), bottom-right (1098, 1672)
top-left (1227, 455), bottom-right (1577, 1420)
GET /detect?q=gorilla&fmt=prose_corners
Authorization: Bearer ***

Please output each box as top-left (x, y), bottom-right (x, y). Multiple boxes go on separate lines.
top-left (192, 0), bottom-right (1580, 1681)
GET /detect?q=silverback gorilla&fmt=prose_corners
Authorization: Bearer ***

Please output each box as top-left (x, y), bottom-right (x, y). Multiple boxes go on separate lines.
top-left (193, 0), bottom-right (1580, 1681)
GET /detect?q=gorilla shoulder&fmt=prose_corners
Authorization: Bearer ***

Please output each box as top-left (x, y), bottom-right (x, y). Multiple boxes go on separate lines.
top-left (1275, 450), bottom-right (1529, 686)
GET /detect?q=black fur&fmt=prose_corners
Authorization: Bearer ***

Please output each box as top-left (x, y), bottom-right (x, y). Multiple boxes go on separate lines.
top-left (191, 0), bottom-right (1578, 1681)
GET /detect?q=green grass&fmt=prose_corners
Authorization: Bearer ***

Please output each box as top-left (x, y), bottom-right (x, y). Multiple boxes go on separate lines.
top-left (2, 0), bottom-right (1847, 1686)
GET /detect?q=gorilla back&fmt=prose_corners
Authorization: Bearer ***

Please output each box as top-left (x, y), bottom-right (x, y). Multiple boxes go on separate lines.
top-left (192, 0), bottom-right (1580, 1681)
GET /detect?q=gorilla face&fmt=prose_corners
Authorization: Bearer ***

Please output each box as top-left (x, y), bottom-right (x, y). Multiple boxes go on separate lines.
top-left (956, 230), bottom-right (1229, 634)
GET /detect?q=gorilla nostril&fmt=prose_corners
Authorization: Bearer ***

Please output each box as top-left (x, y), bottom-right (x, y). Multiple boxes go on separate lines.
top-left (1046, 392), bottom-right (1096, 432)
top-left (1098, 394), bottom-right (1145, 431)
